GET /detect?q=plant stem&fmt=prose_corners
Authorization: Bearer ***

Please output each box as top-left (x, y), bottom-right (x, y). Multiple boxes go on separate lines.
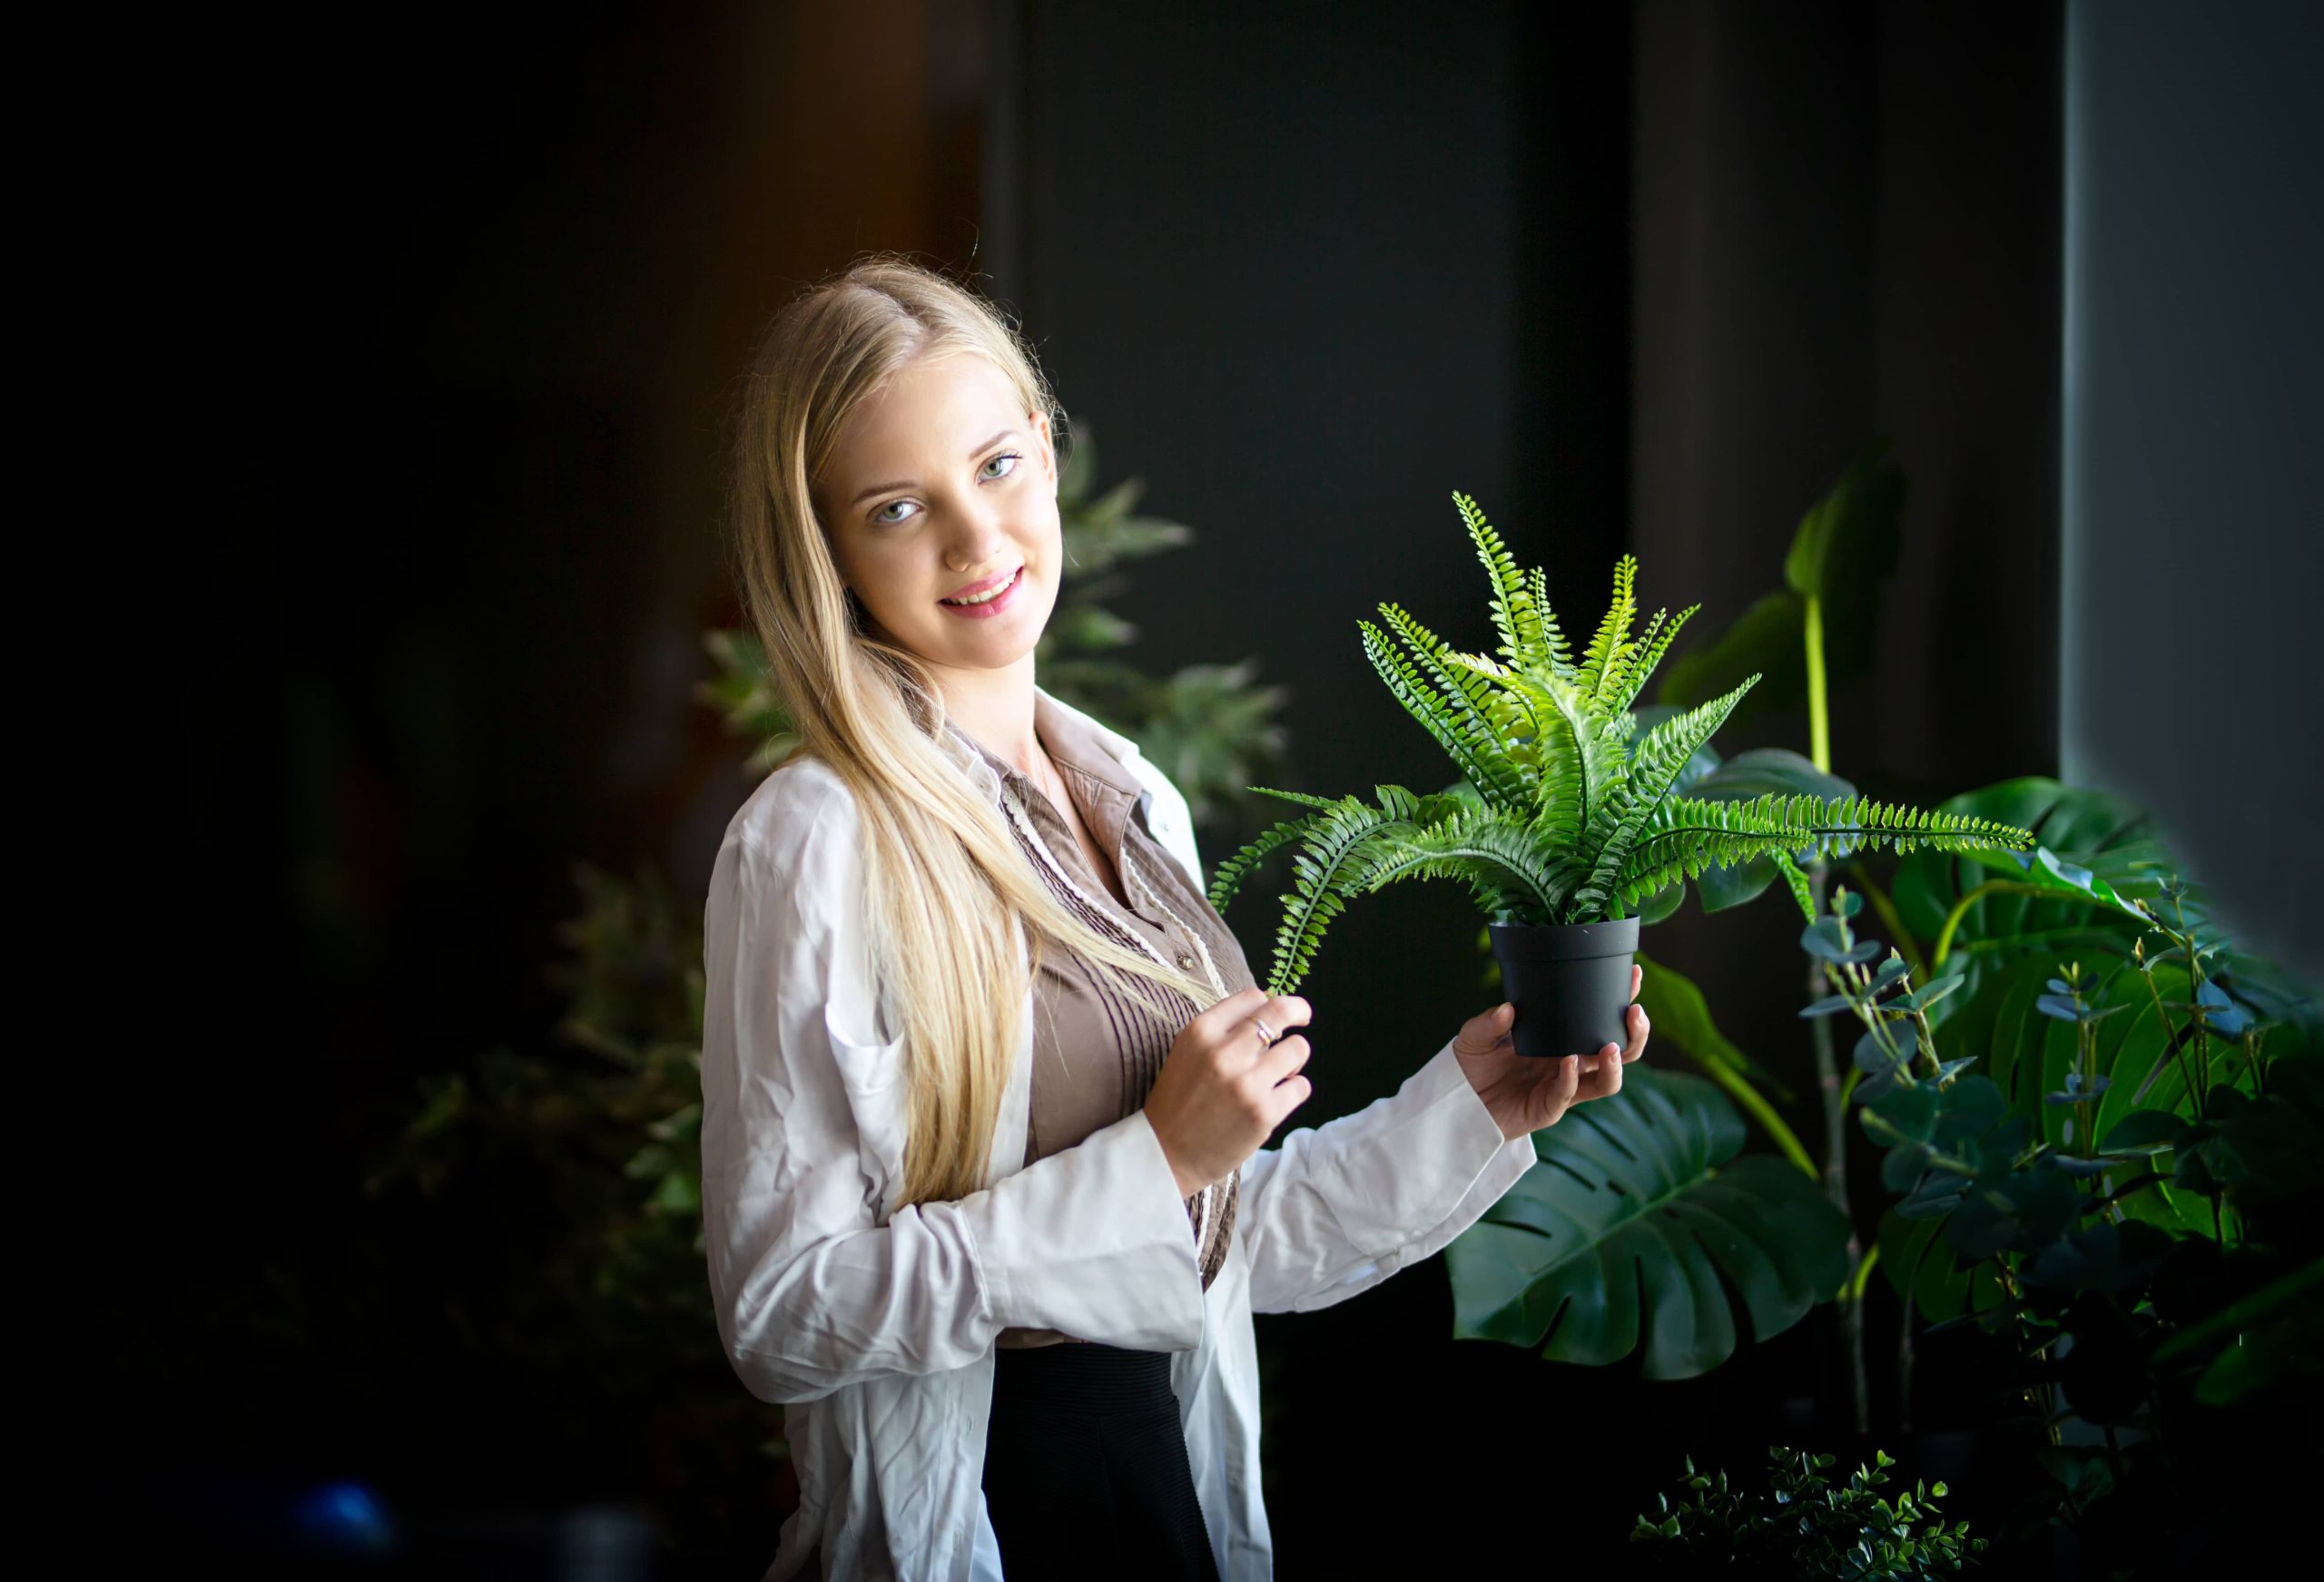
top-left (1809, 859), bottom-right (1869, 1434)
top-left (1696, 1053), bottom-right (1819, 1180)
top-left (1804, 592), bottom-right (1831, 773)
top-left (1897, 1298), bottom-right (1915, 1435)
top-left (1930, 879), bottom-right (2069, 968)
top-left (2132, 955), bottom-right (2203, 1120)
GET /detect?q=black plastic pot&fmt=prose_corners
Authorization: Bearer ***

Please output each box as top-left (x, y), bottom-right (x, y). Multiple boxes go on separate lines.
top-left (1488, 914), bottom-right (1640, 1060)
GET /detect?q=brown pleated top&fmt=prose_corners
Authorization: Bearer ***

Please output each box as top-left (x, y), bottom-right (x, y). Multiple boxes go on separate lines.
top-left (946, 694), bottom-right (1259, 1349)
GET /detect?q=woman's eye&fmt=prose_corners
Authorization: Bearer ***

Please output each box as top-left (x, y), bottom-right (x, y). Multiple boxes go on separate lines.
top-left (871, 454), bottom-right (1020, 525)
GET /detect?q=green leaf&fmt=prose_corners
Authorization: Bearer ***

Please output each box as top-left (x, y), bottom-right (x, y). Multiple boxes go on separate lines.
top-left (1657, 440), bottom-right (1902, 723)
top-left (1446, 1067), bottom-right (1850, 1380)
top-left (1657, 590), bottom-right (1807, 722)
top-left (1782, 440), bottom-right (1905, 660)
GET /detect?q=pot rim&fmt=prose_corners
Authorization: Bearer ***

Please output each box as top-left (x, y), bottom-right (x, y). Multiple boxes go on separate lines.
top-left (1488, 913), bottom-right (1641, 964)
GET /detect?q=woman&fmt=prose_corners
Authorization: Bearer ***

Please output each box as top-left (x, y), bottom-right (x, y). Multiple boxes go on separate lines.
top-left (700, 255), bottom-right (1649, 1582)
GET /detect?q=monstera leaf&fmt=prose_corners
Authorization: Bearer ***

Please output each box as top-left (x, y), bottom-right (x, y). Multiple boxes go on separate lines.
top-left (1444, 1066), bottom-right (1850, 1380)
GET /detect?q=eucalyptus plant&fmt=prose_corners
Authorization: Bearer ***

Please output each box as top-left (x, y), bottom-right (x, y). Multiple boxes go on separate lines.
top-left (1801, 850), bottom-right (2321, 1570)
top-left (1210, 492), bottom-right (2035, 996)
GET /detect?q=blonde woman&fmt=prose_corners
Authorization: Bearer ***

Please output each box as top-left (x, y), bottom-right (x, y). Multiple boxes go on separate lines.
top-left (700, 256), bottom-right (1650, 1582)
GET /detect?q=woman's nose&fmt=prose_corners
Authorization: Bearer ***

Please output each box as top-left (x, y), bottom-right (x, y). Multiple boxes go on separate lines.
top-left (940, 506), bottom-right (1012, 573)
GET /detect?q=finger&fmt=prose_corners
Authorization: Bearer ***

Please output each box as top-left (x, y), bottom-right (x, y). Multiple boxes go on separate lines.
top-left (1621, 1002), bottom-right (1649, 1064)
top-left (1555, 1053), bottom-right (1583, 1106)
top-left (1254, 1033), bottom-right (1311, 1086)
top-left (1630, 963), bottom-right (1643, 1003)
top-left (1455, 1002), bottom-right (1516, 1056)
top-left (1577, 1043), bottom-right (1626, 1100)
top-left (1257, 993), bottom-right (1314, 1032)
top-left (1195, 987), bottom-right (1271, 1037)
top-left (1265, 1072), bottom-right (1314, 1128)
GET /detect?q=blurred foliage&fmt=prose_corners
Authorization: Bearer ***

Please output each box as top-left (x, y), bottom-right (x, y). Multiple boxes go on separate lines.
top-left (362, 864), bottom-right (774, 1555)
top-left (1658, 438), bottom-right (1904, 733)
top-left (696, 421), bottom-right (1290, 827)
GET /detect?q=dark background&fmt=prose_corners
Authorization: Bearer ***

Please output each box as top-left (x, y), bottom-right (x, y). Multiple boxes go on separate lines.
top-left (86, 0), bottom-right (2318, 1577)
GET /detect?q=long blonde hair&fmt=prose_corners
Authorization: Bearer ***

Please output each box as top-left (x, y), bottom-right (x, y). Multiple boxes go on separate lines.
top-left (729, 254), bottom-right (1219, 1211)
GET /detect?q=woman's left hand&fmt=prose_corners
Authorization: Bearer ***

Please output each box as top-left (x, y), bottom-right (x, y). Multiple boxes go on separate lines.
top-left (1450, 965), bottom-right (1649, 1142)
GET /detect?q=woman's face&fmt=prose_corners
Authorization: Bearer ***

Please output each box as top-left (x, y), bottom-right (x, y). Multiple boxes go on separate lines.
top-left (815, 352), bottom-right (1060, 680)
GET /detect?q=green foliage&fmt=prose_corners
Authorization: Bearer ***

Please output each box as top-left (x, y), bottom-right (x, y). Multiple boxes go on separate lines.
top-left (369, 864), bottom-right (713, 1320)
top-left (1443, 1066), bottom-right (1851, 1379)
top-left (1631, 1448), bottom-right (1985, 1579)
top-left (1800, 862), bottom-right (2324, 1564)
top-left (1210, 492), bottom-right (2035, 993)
top-left (363, 866), bottom-right (783, 1543)
top-left (1658, 439), bottom-right (1905, 727)
top-left (698, 422), bottom-right (1291, 827)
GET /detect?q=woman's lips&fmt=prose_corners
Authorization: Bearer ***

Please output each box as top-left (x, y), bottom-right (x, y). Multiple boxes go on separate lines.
top-left (938, 565), bottom-right (1025, 619)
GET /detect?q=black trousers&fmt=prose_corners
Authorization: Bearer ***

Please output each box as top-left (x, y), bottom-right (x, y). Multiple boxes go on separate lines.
top-left (980, 1341), bottom-right (1223, 1582)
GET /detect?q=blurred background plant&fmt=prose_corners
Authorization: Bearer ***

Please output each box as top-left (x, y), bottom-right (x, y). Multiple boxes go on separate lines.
top-left (362, 427), bottom-right (1291, 1556)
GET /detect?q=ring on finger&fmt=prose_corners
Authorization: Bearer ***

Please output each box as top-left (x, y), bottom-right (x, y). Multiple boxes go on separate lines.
top-left (1249, 1017), bottom-right (1277, 1048)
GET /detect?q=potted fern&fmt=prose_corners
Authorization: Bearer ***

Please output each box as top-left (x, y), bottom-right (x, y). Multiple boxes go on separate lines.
top-left (1208, 493), bottom-right (2035, 1060)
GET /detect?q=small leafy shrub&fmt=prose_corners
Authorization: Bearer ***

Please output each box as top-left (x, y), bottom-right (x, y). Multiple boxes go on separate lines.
top-left (1632, 1448), bottom-right (1984, 1579)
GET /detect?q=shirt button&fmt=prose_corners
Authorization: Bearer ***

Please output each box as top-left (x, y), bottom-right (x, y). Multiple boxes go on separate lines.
top-left (1176, 951), bottom-right (1196, 970)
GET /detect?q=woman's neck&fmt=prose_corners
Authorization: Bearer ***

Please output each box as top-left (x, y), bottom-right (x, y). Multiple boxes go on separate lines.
top-left (934, 653), bottom-right (1045, 778)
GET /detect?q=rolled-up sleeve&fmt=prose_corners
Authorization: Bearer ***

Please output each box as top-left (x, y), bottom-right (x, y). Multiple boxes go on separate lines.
top-left (699, 769), bottom-right (1208, 1407)
top-left (1236, 1041), bottom-right (1539, 1314)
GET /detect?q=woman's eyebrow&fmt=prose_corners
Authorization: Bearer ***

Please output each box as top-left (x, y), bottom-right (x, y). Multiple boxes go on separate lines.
top-left (849, 428), bottom-right (1021, 506)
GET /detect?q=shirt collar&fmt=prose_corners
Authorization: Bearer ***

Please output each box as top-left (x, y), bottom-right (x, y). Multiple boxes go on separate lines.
top-left (940, 685), bottom-right (1150, 807)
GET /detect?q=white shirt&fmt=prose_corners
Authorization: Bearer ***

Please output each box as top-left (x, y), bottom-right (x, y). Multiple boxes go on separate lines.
top-left (699, 687), bottom-right (1540, 1581)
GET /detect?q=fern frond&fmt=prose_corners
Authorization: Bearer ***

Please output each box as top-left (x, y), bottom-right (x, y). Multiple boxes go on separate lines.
top-left (1576, 554), bottom-right (1640, 702)
top-left (1375, 604), bottom-right (1534, 812)
top-left (1206, 815), bottom-right (1321, 914)
top-left (1570, 673), bottom-right (1760, 919)
top-left (1441, 648), bottom-right (1545, 753)
top-left (1607, 602), bottom-right (1699, 715)
top-left (1801, 797), bottom-right (2039, 864)
top-left (1453, 491), bottom-right (1541, 668)
top-left (1610, 793), bottom-right (2037, 912)
top-left (1524, 565), bottom-right (1573, 673)
top-left (1443, 648), bottom-right (1509, 681)
top-left (1506, 668), bottom-right (1630, 840)
top-left (1360, 620), bottom-right (1533, 816)
top-left (1263, 789), bottom-right (1424, 994)
top-left (1610, 792), bottom-right (1823, 908)
top-left (1247, 785), bottom-right (1342, 811)
top-left (1345, 806), bottom-right (1581, 926)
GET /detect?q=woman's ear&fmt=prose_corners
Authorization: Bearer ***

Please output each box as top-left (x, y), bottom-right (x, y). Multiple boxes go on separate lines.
top-left (1034, 408), bottom-right (1057, 483)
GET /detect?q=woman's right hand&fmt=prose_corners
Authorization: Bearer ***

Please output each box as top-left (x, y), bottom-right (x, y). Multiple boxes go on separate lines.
top-left (1144, 987), bottom-right (1315, 1197)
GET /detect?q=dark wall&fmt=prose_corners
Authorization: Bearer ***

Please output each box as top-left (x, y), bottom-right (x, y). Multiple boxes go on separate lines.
top-left (2061, 0), bottom-right (2324, 981)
